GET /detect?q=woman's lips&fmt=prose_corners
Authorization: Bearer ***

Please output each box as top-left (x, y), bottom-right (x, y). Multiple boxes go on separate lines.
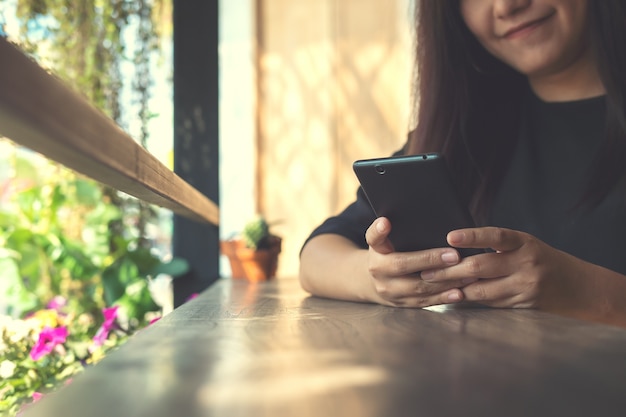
top-left (502, 13), bottom-right (555, 39)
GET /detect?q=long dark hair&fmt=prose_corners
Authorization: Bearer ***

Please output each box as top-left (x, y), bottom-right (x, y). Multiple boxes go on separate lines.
top-left (408, 0), bottom-right (626, 221)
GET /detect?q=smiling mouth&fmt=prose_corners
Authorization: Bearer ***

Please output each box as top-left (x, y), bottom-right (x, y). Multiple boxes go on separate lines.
top-left (503, 12), bottom-right (555, 39)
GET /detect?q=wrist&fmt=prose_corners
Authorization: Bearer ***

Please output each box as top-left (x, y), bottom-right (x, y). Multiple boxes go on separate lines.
top-left (350, 248), bottom-right (388, 305)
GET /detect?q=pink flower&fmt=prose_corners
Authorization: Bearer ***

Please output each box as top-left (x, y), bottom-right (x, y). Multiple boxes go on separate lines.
top-left (30, 327), bottom-right (68, 361)
top-left (92, 305), bottom-right (119, 347)
top-left (185, 293), bottom-right (199, 302)
top-left (32, 392), bottom-right (44, 402)
top-left (46, 296), bottom-right (67, 311)
top-left (0, 178), bottom-right (34, 204)
top-left (102, 305), bottom-right (119, 325)
top-left (149, 317), bottom-right (161, 325)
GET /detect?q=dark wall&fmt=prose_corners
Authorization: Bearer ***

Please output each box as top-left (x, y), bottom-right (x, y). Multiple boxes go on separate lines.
top-left (172, 0), bottom-right (220, 306)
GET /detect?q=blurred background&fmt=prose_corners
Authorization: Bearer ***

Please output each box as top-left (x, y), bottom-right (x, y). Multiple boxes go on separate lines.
top-left (221, 0), bottom-right (414, 276)
top-left (0, 0), bottom-right (416, 290)
top-left (0, 2), bottom-right (414, 410)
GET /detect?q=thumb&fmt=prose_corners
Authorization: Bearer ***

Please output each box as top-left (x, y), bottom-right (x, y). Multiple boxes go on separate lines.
top-left (366, 217), bottom-right (395, 254)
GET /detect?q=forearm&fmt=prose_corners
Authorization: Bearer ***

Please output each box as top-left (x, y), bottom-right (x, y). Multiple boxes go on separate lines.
top-left (299, 234), bottom-right (381, 304)
top-left (546, 257), bottom-right (626, 327)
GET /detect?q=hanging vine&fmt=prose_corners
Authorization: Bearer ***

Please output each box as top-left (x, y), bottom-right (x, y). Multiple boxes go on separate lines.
top-left (132, 0), bottom-right (159, 248)
top-left (2, 0), bottom-right (172, 249)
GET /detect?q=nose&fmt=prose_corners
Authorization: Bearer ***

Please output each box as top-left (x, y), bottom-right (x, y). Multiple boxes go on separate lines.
top-left (493, 0), bottom-right (531, 18)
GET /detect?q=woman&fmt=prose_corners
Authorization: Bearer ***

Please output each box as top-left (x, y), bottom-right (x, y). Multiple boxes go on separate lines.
top-left (299, 0), bottom-right (626, 326)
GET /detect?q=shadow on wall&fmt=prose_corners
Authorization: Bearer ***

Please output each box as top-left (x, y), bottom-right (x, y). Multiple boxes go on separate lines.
top-left (255, 0), bottom-right (414, 276)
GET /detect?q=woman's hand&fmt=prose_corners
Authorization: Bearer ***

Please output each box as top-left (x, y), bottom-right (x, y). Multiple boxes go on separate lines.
top-left (365, 217), bottom-right (472, 308)
top-left (420, 227), bottom-right (586, 309)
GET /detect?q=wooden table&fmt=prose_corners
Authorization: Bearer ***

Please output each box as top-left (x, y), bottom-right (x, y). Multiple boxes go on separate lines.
top-left (23, 278), bottom-right (626, 417)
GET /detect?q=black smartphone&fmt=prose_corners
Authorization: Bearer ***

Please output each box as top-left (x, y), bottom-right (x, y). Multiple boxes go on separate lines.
top-left (353, 153), bottom-right (482, 257)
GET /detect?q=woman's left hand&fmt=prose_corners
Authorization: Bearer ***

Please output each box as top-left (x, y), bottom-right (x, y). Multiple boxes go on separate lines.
top-left (419, 227), bottom-right (586, 308)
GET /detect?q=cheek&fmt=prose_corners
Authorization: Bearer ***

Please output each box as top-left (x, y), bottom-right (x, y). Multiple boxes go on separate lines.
top-left (459, 2), bottom-right (491, 45)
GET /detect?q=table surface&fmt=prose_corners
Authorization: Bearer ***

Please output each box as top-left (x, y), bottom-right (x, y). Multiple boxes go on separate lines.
top-left (23, 277), bottom-right (626, 417)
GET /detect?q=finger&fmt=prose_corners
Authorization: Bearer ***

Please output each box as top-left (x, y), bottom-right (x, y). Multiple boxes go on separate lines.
top-left (462, 276), bottom-right (537, 308)
top-left (365, 217), bottom-right (395, 254)
top-left (399, 288), bottom-right (465, 308)
top-left (421, 251), bottom-right (514, 282)
top-left (447, 227), bottom-right (527, 253)
top-left (372, 248), bottom-right (461, 278)
top-left (376, 277), bottom-right (465, 307)
top-left (442, 288), bottom-right (464, 304)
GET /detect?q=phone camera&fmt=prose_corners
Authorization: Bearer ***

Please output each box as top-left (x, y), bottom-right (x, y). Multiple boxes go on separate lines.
top-left (375, 164), bottom-right (385, 175)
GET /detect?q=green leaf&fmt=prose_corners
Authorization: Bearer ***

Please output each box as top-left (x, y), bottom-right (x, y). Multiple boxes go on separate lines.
top-left (126, 248), bottom-right (161, 276)
top-left (151, 257), bottom-right (189, 278)
top-left (14, 156), bottom-right (40, 185)
top-left (102, 258), bottom-right (141, 305)
top-left (0, 256), bottom-right (38, 314)
top-left (102, 272), bottom-right (125, 306)
top-left (0, 211), bottom-right (20, 229)
top-left (56, 238), bottom-right (99, 279)
top-left (49, 183), bottom-right (67, 213)
top-left (74, 179), bottom-right (102, 206)
top-left (116, 280), bottom-right (159, 321)
top-left (7, 228), bottom-right (34, 246)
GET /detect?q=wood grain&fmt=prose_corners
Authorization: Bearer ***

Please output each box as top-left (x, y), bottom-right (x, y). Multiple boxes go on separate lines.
top-left (0, 38), bottom-right (218, 225)
top-left (22, 278), bottom-right (626, 417)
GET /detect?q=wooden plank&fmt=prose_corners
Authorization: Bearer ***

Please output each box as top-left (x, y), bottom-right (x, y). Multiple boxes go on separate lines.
top-left (22, 278), bottom-right (626, 417)
top-left (0, 37), bottom-right (219, 225)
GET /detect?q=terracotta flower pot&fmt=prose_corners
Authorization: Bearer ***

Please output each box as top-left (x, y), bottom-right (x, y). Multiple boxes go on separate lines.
top-left (220, 236), bottom-right (282, 282)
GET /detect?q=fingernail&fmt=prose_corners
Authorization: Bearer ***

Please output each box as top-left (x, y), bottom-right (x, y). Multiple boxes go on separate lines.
top-left (448, 231), bottom-right (465, 245)
top-left (441, 251), bottom-right (459, 264)
top-left (421, 270), bottom-right (435, 281)
top-left (376, 220), bottom-right (386, 233)
top-left (447, 292), bottom-right (461, 302)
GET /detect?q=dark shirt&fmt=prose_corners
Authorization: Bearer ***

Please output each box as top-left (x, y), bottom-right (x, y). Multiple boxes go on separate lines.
top-left (304, 89), bottom-right (626, 275)
top-left (490, 89), bottom-right (626, 274)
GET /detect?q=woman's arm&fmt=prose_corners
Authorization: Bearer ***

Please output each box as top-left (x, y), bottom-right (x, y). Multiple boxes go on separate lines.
top-left (549, 260), bottom-right (626, 327)
top-left (299, 234), bottom-right (379, 303)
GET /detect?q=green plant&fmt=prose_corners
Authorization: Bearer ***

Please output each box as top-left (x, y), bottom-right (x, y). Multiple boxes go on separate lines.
top-left (0, 146), bottom-right (189, 413)
top-left (0, 304), bottom-right (151, 416)
top-left (4, 0), bottom-right (170, 271)
top-left (0, 148), bottom-right (188, 321)
top-left (241, 216), bottom-right (274, 250)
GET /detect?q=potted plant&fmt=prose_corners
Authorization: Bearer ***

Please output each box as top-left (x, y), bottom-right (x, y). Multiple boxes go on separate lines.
top-left (220, 216), bottom-right (282, 282)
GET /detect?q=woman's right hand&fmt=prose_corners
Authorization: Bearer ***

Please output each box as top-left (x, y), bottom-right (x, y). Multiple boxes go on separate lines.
top-left (365, 217), bottom-right (469, 307)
